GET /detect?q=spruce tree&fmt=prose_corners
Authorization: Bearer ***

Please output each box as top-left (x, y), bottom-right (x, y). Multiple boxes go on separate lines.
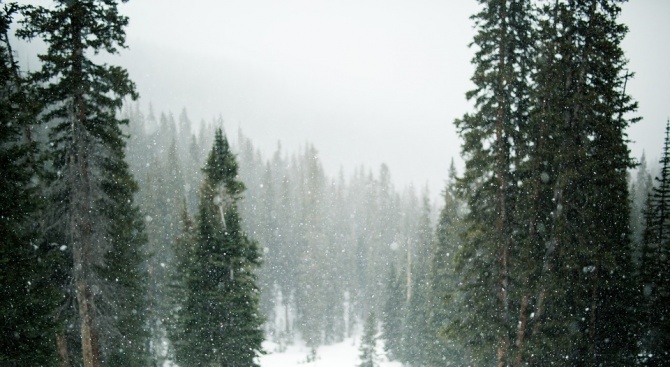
top-left (358, 311), bottom-right (379, 367)
top-left (454, 0), bottom-right (638, 365)
top-left (631, 152), bottom-right (653, 253)
top-left (172, 128), bottom-right (264, 367)
top-left (452, 0), bottom-right (534, 364)
top-left (523, 1), bottom-right (638, 365)
top-left (381, 263), bottom-right (404, 361)
top-left (294, 144), bottom-right (328, 349)
top-left (399, 192), bottom-right (433, 366)
top-left (638, 121), bottom-right (670, 365)
top-left (17, 1), bottom-right (148, 366)
top-left (0, 4), bottom-right (60, 366)
top-left (427, 161), bottom-right (468, 367)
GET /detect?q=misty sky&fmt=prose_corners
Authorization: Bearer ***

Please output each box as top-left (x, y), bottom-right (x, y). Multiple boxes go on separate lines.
top-left (17, 0), bottom-right (670, 196)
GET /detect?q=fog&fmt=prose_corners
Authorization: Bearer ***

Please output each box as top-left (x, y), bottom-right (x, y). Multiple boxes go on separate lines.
top-left (13, 1), bottom-right (668, 192)
top-left (100, 0), bottom-right (668, 195)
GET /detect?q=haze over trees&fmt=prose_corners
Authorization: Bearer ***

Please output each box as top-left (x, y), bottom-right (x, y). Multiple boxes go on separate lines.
top-left (1, 0), bottom-right (668, 367)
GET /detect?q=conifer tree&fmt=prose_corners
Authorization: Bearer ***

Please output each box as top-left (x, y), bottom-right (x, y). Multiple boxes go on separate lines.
top-left (399, 192), bottom-right (433, 366)
top-left (454, 0), bottom-right (638, 365)
top-left (381, 264), bottom-right (404, 361)
top-left (141, 138), bottom-right (184, 365)
top-left (166, 202), bottom-right (196, 363)
top-left (0, 4), bottom-right (60, 366)
top-left (17, 1), bottom-right (148, 366)
top-left (427, 161), bottom-right (468, 367)
top-left (293, 144), bottom-right (329, 348)
top-left (631, 152), bottom-right (653, 269)
top-left (358, 311), bottom-right (379, 367)
top-left (638, 121), bottom-right (670, 365)
top-left (523, 1), bottom-right (638, 365)
top-left (172, 128), bottom-right (264, 367)
top-left (452, 0), bottom-right (534, 364)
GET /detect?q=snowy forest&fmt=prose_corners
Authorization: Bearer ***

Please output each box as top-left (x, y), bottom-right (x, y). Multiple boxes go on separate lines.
top-left (1, 1), bottom-right (669, 367)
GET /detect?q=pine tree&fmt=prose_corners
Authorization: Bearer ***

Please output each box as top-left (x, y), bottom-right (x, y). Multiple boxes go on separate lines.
top-left (358, 311), bottom-right (379, 367)
top-left (454, 0), bottom-right (638, 365)
top-left (167, 202), bottom-right (196, 363)
top-left (638, 121), bottom-right (670, 365)
top-left (427, 161), bottom-right (468, 367)
top-left (294, 144), bottom-right (329, 348)
top-left (17, 1), bottom-right (148, 366)
top-left (172, 128), bottom-right (264, 367)
top-left (452, 0), bottom-right (535, 364)
top-left (523, 1), bottom-right (638, 365)
top-left (381, 263), bottom-right (404, 361)
top-left (399, 191), bottom-right (433, 366)
top-left (137, 137), bottom-right (185, 366)
top-left (631, 152), bottom-right (653, 269)
top-left (0, 4), bottom-right (60, 366)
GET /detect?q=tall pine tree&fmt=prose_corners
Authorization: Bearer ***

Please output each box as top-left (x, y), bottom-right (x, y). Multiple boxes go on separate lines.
top-left (381, 263), bottom-right (404, 361)
top-left (171, 128), bottom-right (264, 366)
top-left (18, 1), bottom-right (148, 366)
top-left (358, 311), bottom-right (380, 367)
top-left (452, 0), bottom-right (534, 365)
top-left (453, 0), bottom-right (638, 365)
top-left (428, 161), bottom-right (468, 367)
top-left (523, 1), bottom-right (638, 365)
top-left (0, 4), bottom-right (60, 366)
top-left (638, 121), bottom-right (670, 365)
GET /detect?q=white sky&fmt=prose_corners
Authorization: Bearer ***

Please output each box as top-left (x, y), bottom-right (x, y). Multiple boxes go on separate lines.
top-left (117, 0), bottom-right (479, 197)
top-left (16, 0), bottom-right (670, 196)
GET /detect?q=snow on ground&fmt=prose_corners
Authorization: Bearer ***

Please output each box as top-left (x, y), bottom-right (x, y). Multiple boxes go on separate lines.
top-left (260, 336), bottom-right (403, 367)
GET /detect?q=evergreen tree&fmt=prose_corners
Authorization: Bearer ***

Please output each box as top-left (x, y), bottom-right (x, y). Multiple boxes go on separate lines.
top-left (172, 128), bottom-right (264, 367)
top-left (454, 0), bottom-right (638, 365)
top-left (427, 161), bottom-right (468, 367)
top-left (638, 121), bottom-right (670, 365)
top-left (17, 1), bottom-right (148, 366)
top-left (144, 139), bottom-right (184, 366)
top-left (167, 202), bottom-right (196, 363)
top-left (523, 1), bottom-right (638, 365)
top-left (123, 104), bottom-right (184, 365)
top-left (0, 4), bottom-right (60, 366)
top-left (294, 144), bottom-right (329, 348)
top-left (358, 311), bottom-right (379, 367)
top-left (381, 263), bottom-right (404, 361)
top-left (452, 0), bottom-right (534, 364)
top-left (631, 152), bottom-right (653, 268)
top-left (399, 191), bottom-right (433, 366)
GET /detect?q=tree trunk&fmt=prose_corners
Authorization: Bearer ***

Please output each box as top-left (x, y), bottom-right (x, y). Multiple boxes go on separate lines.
top-left (56, 333), bottom-right (70, 367)
top-left (514, 295), bottom-right (529, 367)
top-left (71, 138), bottom-right (100, 367)
top-left (70, 7), bottom-right (100, 364)
top-left (77, 281), bottom-right (100, 367)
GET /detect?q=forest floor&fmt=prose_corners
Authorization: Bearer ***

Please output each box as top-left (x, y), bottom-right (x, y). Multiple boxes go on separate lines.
top-left (260, 335), bottom-right (403, 367)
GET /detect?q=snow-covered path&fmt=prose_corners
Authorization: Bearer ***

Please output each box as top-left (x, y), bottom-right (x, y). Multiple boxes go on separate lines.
top-left (260, 336), bottom-right (403, 367)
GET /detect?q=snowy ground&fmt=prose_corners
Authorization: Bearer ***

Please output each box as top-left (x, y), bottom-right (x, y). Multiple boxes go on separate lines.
top-left (260, 336), bottom-right (403, 367)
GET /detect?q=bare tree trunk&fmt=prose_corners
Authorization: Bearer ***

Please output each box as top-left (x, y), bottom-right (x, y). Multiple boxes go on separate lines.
top-left (77, 281), bottom-right (100, 367)
top-left (56, 333), bottom-right (70, 367)
top-left (514, 295), bottom-right (529, 367)
top-left (71, 136), bottom-right (100, 367)
top-left (70, 7), bottom-right (100, 365)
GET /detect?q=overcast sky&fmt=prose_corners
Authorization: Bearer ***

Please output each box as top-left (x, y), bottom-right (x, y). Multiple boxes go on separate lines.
top-left (16, 0), bottom-right (670, 197)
